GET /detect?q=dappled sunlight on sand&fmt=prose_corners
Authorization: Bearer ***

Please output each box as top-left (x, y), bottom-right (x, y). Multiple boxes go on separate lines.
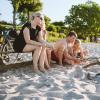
top-left (0, 43), bottom-right (100, 100)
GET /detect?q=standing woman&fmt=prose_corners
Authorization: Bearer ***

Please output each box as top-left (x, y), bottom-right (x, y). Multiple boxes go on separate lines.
top-left (13, 12), bottom-right (46, 72)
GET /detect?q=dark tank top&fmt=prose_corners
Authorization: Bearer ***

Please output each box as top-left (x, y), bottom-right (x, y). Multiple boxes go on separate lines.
top-left (13, 22), bottom-right (41, 52)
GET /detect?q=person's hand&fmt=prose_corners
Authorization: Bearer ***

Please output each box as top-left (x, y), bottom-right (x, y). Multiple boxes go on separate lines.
top-left (74, 58), bottom-right (81, 64)
top-left (37, 42), bottom-right (46, 47)
top-left (41, 43), bottom-right (46, 47)
top-left (46, 43), bottom-right (54, 49)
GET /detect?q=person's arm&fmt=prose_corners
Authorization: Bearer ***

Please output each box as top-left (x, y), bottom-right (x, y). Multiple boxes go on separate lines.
top-left (73, 50), bottom-right (77, 57)
top-left (69, 47), bottom-right (74, 56)
top-left (80, 47), bottom-right (84, 59)
top-left (56, 45), bottom-right (65, 65)
top-left (43, 30), bottom-right (47, 40)
top-left (37, 30), bottom-right (45, 43)
top-left (63, 48), bottom-right (80, 61)
top-left (38, 30), bottom-right (53, 48)
top-left (23, 27), bottom-right (43, 46)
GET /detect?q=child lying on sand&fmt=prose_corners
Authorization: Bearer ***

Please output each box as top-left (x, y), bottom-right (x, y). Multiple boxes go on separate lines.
top-left (71, 39), bottom-right (88, 59)
top-left (63, 39), bottom-right (88, 65)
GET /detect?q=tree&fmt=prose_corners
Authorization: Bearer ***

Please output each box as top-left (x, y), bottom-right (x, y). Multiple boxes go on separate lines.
top-left (17, 0), bottom-right (43, 22)
top-left (44, 15), bottom-right (51, 28)
top-left (52, 21), bottom-right (65, 26)
top-left (8, 0), bottom-right (19, 28)
top-left (65, 1), bottom-right (100, 42)
top-left (52, 21), bottom-right (67, 33)
top-left (9, 0), bottom-right (43, 28)
top-left (47, 24), bottom-right (57, 32)
top-left (18, 12), bottom-right (27, 24)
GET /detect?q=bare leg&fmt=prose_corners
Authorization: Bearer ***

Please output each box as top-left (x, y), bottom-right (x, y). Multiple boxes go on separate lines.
top-left (23, 44), bottom-right (42, 71)
top-left (32, 47), bottom-right (42, 71)
top-left (39, 47), bottom-right (46, 72)
top-left (44, 51), bottom-right (50, 69)
top-left (46, 48), bottom-right (52, 65)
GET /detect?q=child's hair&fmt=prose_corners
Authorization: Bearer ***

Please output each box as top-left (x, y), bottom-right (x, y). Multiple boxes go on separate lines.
top-left (75, 39), bottom-right (81, 44)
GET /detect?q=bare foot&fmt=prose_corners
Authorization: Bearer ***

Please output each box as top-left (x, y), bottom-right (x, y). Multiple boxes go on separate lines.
top-left (32, 67), bottom-right (39, 72)
top-left (45, 65), bottom-right (51, 70)
top-left (39, 67), bottom-right (46, 72)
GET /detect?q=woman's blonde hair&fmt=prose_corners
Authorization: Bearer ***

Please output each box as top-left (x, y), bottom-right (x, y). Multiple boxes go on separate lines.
top-left (75, 39), bottom-right (81, 44)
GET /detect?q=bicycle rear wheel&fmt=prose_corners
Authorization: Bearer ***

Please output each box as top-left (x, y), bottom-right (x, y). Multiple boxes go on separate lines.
top-left (0, 42), bottom-right (18, 64)
top-left (1, 43), bottom-right (12, 64)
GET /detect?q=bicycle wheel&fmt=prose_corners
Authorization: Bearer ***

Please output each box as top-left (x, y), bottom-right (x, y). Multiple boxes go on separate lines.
top-left (1, 43), bottom-right (10, 64)
top-left (0, 44), bottom-right (2, 58)
top-left (1, 42), bottom-right (21, 65)
top-left (1, 41), bottom-right (15, 64)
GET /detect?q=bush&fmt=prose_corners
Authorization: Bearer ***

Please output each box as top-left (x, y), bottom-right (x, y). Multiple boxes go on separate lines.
top-left (47, 31), bottom-right (66, 42)
top-left (47, 24), bottom-right (57, 32)
top-left (59, 33), bottom-right (66, 38)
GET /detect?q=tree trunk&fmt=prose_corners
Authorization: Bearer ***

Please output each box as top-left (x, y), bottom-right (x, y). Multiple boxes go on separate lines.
top-left (13, 4), bottom-right (16, 29)
top-left (94, 34), bottom-right (97, 43)
top-left (13, 11), bottom-right (16, 29)
top-left (27, 10), bottom-right (30, 21)
top-left (90, 35), bottom-right (93, 42)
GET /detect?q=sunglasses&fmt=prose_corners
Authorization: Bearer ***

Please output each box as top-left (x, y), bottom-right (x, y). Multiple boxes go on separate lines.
top-left (37, 16), bottom-right (43, 20)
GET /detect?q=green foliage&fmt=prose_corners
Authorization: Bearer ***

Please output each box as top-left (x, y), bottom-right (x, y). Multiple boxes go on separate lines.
top-left (0, 21), bottom-right (12, 25)
top-left (47, 22), bottom-right (69, 34)
top-left (47, 32), bottom-right (66, 42)
top-left (48, 31), bottom-right (59, 37)
top-left (17, 0), bottom-right (43, 20)
top-left (60, 26), bottom-right (68, 34)
top-left (55, 26), bottom-right (61, 33)
top-left (51, 21), bottom-right (68, 34)
top-left (0, 24), bottom-right (6, 30)
top-left (52, 21), bottom-right (65, 26)
top-left (0, 24), bottom-right (13, 30)
top-left (47, 24), bottom-right (57, 32)
top-left (8, 0), bottom-right (43, 27)
top-left (17, 12), bottom-right (27, 24)
top-left (0, 23), bottom-right (21, 31)
top-left (64, 1), bottom-right (100, 41)
top-left (44, 15), bottom-right (51, 28)
top-left (59, 33), bottom-right (66, 38)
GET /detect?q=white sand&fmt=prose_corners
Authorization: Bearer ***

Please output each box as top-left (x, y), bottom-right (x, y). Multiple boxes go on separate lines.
top-left (0, 43), bottom-right (100, 100)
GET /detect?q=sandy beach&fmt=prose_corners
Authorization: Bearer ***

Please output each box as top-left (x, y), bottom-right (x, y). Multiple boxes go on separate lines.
top-left (0, 43), bottom-right (100, 100)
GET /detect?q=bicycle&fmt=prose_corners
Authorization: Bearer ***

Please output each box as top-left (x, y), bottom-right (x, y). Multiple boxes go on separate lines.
top-left (0, 30), bottom-right (20, 65)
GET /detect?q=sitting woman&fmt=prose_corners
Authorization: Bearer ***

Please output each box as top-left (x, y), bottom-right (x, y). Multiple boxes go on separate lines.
top-left (13, 12), bottom-right (48, 72)
top-left (36, 19), bottom-right (53, 69)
